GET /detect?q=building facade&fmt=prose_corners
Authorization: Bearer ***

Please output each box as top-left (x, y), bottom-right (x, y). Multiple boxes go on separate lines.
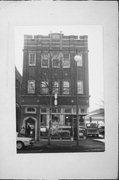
top-left (15, 67), bottom-right (22, 132)
top-left (20, 33), bottom-right (89, 140)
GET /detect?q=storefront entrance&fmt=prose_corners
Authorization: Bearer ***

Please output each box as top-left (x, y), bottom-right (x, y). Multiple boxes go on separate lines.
top-left (21, 117), bottom-right (37, 140)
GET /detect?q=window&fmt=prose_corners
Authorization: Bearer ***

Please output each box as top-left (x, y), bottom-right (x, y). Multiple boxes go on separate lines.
top-left (28, 80), bottom-right (35, 94)
top-left (41, 53), bottom-right (49, 68)
top-left (62, 54), bottom-right (70, 68)
top-left (29, 52), bottom-right (36, 66)
top-left (25, 107), bottom-right (36, 114)
top-left (77, 81), bottom-right (83, 94)
top-left (41, 81), bottom-right (49, 94)
top-left (52, 81), bottom-right (60, 94)
top-left (52, 53), bottom-right (62, 68)
top-left (77, 54), bottom-right (83, 67)
top-left (63, 81), bottom-right (70, 94)
top-left (52, 59), bottom-right (60, 68)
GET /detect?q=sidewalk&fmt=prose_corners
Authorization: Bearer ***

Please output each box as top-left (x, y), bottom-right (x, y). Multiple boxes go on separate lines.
top-left (31, 138), bottom-right (105, 152)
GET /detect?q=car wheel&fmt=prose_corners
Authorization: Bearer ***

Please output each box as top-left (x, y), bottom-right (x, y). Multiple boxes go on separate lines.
top-left (17, 141), bottom-right (24, 150)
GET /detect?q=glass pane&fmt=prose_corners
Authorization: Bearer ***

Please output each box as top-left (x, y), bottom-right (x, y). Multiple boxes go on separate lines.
top-left (41, 81), bottom-right (48, 88)
top-left (28, 80), bottom-right (35, 93)
top-left (41, 59), bottom-right (49, 67)
top-left (63, 81), bottom-right (69, 87)
top-left (29, 53), bottom-right (36, 65)
top-left (63, 54), bottom-right (70, 68)
top-left (63, 88), bottom-right (69, 94)
top-left (41, 88), bottom-right (49, 94)
top-left (77, 55), bottom-right (83, 67)
top-left (53, 81), bottom-right (59, 87)
top-left (27, 107), bottom-right (36, 112)
top-left (53, 59), bottom-right (60, 68)
top-left (77, 81), bottom-right (83, 94)
top-left (52, 88), bottom-right (59, 94)
top-left (41, 114), bottom-right (47, 126)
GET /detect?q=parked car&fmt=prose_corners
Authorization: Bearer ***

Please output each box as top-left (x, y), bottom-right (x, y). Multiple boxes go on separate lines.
top-left (16, 132), bottom-right (34, 150)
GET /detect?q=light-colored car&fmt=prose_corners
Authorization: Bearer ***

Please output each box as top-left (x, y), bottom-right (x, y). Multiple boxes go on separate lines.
top-left (16, 132), bottom-right (34, 150)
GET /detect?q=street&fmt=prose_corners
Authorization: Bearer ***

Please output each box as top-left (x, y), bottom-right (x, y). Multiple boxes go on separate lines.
top-left (17, 136), bottom-right (105, 153)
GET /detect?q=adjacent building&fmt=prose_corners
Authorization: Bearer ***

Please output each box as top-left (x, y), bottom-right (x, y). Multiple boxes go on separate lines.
top-left (15, 67), bottom-right (22, 132)
top-left (20, 33), bottom-right (89, 140)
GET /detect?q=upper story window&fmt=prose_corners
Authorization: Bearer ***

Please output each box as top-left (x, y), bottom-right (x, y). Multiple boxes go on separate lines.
top-left (77, 81), bottom-right (83, 94)
top-left (52, 59), bottom-right (60, 68)
top-left (52, 53), bottom-right (63, 68)
top-left (77, 54), bottom-right (83, 67)
top-left (41, 53), bottom-right (49, 68)
top-left (52, 81), bottom-right (60, 94)
top-left (28, 80), bottom-right (35, 94)
top-left (63, 81), bottom-right (70, 94)
top-left (62, 54), bottom-right (70, 68)
top-left (41, 81), bottom-right (49, 94)
top-left (29, 52), bottom-right (36, 66)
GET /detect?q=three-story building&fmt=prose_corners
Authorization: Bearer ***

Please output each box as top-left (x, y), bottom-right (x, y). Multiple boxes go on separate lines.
top-left (20, 33), bottom-right (89, 140)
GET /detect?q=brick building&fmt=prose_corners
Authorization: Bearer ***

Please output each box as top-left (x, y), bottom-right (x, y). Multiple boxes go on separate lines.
top-left (20, 33), bottom-right (89, 140)
top-left (15, 67), bottom-right (22, 132)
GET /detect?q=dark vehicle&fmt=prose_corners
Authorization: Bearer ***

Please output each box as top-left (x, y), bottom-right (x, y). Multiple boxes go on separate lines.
top-left (86, 123), bottom-right (99, 137)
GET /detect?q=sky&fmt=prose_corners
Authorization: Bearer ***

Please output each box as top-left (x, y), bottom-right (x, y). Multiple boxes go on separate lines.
top-left (15, 25), bottom-right (104, 112)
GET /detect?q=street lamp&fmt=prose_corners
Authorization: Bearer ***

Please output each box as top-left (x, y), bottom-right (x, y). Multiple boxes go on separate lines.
top-left (74, 53), bottom-right (82, 146)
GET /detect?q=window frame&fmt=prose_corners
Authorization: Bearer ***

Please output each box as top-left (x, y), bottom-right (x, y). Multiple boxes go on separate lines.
top-left (29, 52), bottom-right (36, 66)
top-left (41, 54), bottom-right (49, 68)
top-left (52, 81), bottom-right (60, 94)
top-left (62, 53), bottom-right (70, 68)
top-left (77, 80), bottom-right (83, 94)
top-left (41, 80), bottom-right (49, 94)
top-left (27, 80), bottom-right (35, 94)
top-left (77, 54), bottom-right (83, 67)
top-left (25, 107), bottom-right (36, 114)
top-left (62, 80), bottom-right (70, 95)
top-left (52, 58), bottom-right (60, 68)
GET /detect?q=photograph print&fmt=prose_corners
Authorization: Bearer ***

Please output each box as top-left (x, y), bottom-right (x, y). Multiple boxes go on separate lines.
top-left (15, 25), bottom-right (105, 153)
